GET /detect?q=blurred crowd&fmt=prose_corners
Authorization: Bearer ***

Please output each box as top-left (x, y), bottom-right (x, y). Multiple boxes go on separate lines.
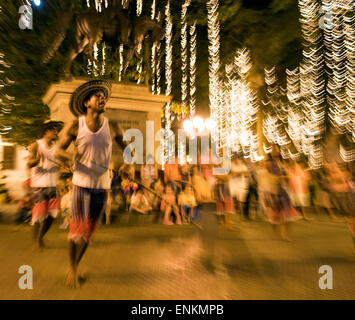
top-left (15, 147), bottom-right (354, 244)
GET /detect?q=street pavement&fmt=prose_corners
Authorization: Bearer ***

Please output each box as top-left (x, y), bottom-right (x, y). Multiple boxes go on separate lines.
top-left (0, 212), bottom-right (354, 300)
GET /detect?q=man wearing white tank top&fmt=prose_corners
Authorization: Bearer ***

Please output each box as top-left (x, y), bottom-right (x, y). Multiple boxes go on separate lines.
top-left (27, 121), bottom-right (63, 251)
top-left (56, 80), bottom-right (127, 288)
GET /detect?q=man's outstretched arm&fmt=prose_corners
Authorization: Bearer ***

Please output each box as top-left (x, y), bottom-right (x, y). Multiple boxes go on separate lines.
top-left (55, 120), bottom-right (78, 164)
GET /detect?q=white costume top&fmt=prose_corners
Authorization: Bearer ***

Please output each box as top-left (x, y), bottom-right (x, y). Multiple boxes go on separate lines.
top-left (72, 116), bottom-right (112, 190)
top-left (31, 139), bottom-right (58, 188)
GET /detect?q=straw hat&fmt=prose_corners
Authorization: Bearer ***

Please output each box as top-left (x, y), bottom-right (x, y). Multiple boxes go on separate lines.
top-left (39, 120), bottom-right (64, 138)
top-left (69, 79), bottom-right (112, 117)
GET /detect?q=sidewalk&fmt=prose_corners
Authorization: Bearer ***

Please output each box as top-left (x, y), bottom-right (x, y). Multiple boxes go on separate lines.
top-left (0, 216), bottom-right (354, 299)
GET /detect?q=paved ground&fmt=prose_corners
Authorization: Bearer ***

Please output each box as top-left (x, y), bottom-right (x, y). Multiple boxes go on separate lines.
top-left (0, 211), bottom-right (354, 300)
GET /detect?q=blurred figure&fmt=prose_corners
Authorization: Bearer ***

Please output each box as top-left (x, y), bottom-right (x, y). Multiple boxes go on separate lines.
top-left (244, 160), bottom-right (260, 220)
top-left (140, 154), bottom-right (158, 209)
top-left (178, 184), bottom-right (197, 223)
top-left (14, 177), bottom-right (33, 225)
top-left (313, 167), bottom-right (337, 220)
top-left (214, 173), bottom-right (235, 229)
top-left (161, 183), bottom-right (181, 225)
top-left (130, 188), bottom-right (152, 215)
top-left (180, 163), bottom-right (191, 191)
top-left (229, 157), bottom-right (249, 219)
top-left (262, 154), bottom-right (301, 241)
top-left (140, 154), bottom-right (158, 189)
top-left (326, 163), bottom-right (352, 218)
top-left (326, 163), bottom-right (354, 253)
top-left (164, 156), bottom-right (181, 195)
top-left (152, 177), bottom-right (164, 212)
top-left (285, 160), bottom-right (311, 220)
top-left (27, 121), bottom-right (62, 250)
top-left (193, 165), bottom-right (219, 272)
top-left (119, 163), bottom-right (138, 211)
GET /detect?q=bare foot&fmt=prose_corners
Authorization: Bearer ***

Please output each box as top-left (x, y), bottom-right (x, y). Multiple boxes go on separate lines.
top-left (66, 268), bottom-right (80, 289)
top-left (32, 242), bottom-right (43, 252)
top-left (39, 238), bottom-right (46, 249)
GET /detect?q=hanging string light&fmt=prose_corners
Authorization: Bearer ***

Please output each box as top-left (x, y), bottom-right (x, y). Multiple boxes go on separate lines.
top-left (0, 51), bottom-right (15, 136)
top-left (86, 1), bottom-right (109, 12)
top-left (325, 0), bottom-right (354, 142)
top-left (102, 42), bottom-right (106, 75)
top-left (87, 59), bottom-right (92, 75)
top-left (299, 0), bottom-right (325, 168)
top-left (137, 0), bottom-right (143, 16)
top-left (262, 67), bottom-right (290, 149)
top-left (286, 67), bottom-right (303, 155)
top-left (151, 0), bottom-right (156, 19)
top-left (162, 0), bottom-right (173, 167)
top-left (119, 44), bottom-right (124, 82)
top-left (189, 21), bottom-right (197, 117)
top-left (93, 42), bottom-right (99, 77)
top-left (136, 42), bottom-right (143, 84)
top-left (156, 42), bottom-right (162, 95)
top-left (224, 49), bottom-right (259, 159)
top-left (206, 0), bottom-right (223, 148)
top-left (122, 0), bottom-right (129, 9)
top-left (181, 0), bottom-right (191, 119)
top-left (151, 42), bottom-right (156, 93)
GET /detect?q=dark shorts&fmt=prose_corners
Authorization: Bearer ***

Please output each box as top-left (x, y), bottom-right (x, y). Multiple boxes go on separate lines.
top-left (31, 187), bottom-right (60, 223)
top-left (69, 185), bottom-right (108, 243)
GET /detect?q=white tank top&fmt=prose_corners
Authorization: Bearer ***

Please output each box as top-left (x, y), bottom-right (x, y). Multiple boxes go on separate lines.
top-left (31, 139), bottom-right (58, 188)
top-left (72, 116), bottom-right (112, 189)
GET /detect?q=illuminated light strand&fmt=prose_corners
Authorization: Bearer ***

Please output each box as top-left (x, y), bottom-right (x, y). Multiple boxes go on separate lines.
top-left (162, 0), bottom-right (173, 167)
top-left (118, 44), bottom-right (124, 82)
top-left (87, 59), bottom-right (92, 75)
top-left (224, 48), bottom-right (259, 160)
top-left (151, 42), bottom-right (156, 94)
top-left (299, 0), bottom-right (325, 168)
top-left (179, 1), bottom-right (191, 161)
top-left (93, 42), bottom-right (99, 77)
top-left (136, 42), bottom-right (143, 84)
top-left (156, 42), bottom-right (162, 95)
top-left (87, 1), bottom-right (110, 13)
top-left (137, 0), bottom-right (142, 16)
top-left (263, 67), bottom-right (290, 150)
top-left (102, 42), bottom-right (106, 75)
top-left (0, 50), bottom-right (15, 136)
top-left (323, 1), bottom-right (354, 142)
top-left (151, 0), bottom-right (156, 19)
top-left (181, 0), bottom-right (191, 119)
top-left (207, 0), bottom-right (223, 148)
top-left (340, 144), bottom-right (355, 162)
top-left (189, 21), bottom-right (197, 117)
top-left (122, 0), bottom-right (129, 9)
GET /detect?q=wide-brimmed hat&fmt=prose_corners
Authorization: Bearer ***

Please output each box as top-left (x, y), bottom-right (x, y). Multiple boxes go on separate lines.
top-left (39, 120), bottom-right (64, 137)
top-left (69, 80), bottom-right (112, 117)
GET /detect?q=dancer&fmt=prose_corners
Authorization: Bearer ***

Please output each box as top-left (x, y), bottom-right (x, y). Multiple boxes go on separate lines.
top-left (56, 80), bottom-right (127, 288)
top-left (262, 151), bottom-right (301, 241)
top-left (27, 120), bottom-right (63, 250)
